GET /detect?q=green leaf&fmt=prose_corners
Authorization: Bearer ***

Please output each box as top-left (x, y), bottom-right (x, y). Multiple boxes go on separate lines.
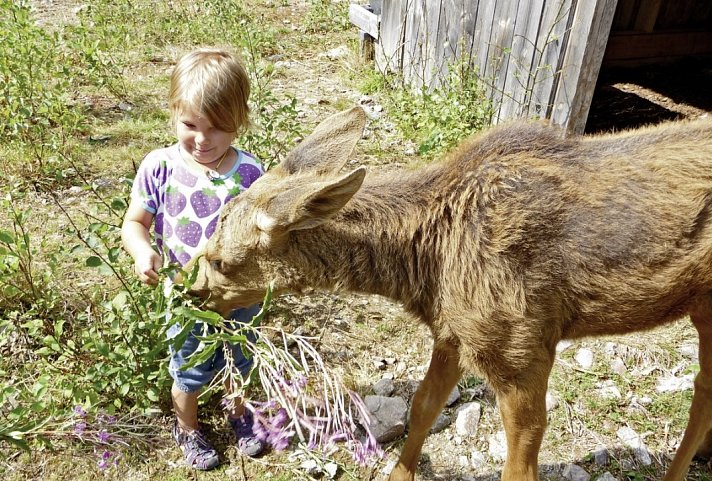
top-left (0, 231), bottom-right (15, 245)
top-left (85, 256), bottom-right (103, 267)
top-left (108, 247), bottom-right (121, 263)
top-left (110, 198), bottom-right (127, 210)
top-left (97, 262), bottom-right (114, 276)
top-left (181, 343), bottom-right (218, 370)
top-left (146, 388), bottom-right (159, 402)
top-left (112, 290), bottom-right (130, 310)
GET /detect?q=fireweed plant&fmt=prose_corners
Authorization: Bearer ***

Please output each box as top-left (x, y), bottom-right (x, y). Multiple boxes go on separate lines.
top-left (164, 262), bottom-right (384, 469)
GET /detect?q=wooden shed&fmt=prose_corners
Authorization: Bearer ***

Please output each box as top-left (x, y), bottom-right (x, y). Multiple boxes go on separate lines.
top-left (351, 0), bottom-right (712, 134)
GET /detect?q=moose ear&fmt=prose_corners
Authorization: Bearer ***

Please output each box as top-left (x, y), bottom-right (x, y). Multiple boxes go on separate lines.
top-left (260, 167), bottom-right (366, 233)
top-left (281, 107), bottom-right (367, 175)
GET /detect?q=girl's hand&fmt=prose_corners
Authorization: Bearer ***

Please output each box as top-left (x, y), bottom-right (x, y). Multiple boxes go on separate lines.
top-left (134, 249), bottom-right (163, 286)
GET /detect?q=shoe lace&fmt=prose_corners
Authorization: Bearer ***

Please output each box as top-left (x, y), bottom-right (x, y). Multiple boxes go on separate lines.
top-left (184, 430), bottom-right (214, 454)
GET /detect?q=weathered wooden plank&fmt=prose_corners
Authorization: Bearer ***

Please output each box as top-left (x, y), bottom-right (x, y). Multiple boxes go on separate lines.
top-left (604, 30), bottom-right (712, 64)
top-left (443, 0), bottom-right (467, 60)
top-left (526, 0), bottom-right (574, 119)
top-left (551, 0), bottom-right (618, 133)
top-left (475, 0), bottom-right (497, 85)
top-left (426, 0), bottom-right (448, 88)
top-left (349, 4), bottom-right (380, 39)
top-left (376, 0), bottom-right (408, 73)
top-left (468, 1), bottom-right (487, 74)
top-left (489, 0), bottom-right (523, 123)
top-left (402, 0), bottom-right (425, 86)
top-left (611, 0), bottom-right (636, 30)
top-left (633, 0), bottom-right (662, 32)
top-left (459, 0), bottom-right (479, 68)
top-left (498, 0), bottom-right (546, 122)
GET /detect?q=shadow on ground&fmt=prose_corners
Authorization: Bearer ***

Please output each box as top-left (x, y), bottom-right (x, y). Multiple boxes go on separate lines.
top-left (586, 56), bottom-right (712, 134)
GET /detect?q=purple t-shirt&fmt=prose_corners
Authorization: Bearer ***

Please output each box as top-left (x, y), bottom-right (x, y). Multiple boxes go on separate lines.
top-left (130, 143), bottom-right (263, 266)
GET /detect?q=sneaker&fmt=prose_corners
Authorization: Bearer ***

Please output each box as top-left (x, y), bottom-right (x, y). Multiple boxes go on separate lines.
top-left (171, 422), bottom-right (220, 470)
top-left (228, 411), bottom-right (266, 457)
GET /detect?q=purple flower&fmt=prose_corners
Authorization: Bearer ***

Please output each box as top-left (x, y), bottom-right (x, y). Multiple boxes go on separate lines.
top-left (251, 414), bottom-right (270, 442)
top-left (295, 375), bottom-right (308, 389)
top-left (73, 406), bottom-right (87, 417)
top-left (97, 451), bottom-right (113, 470)
top-left (272, 408), bottom-right (289, 429)
top-left (351, 434), bottom-right (384, 466)
top-left (98, 413), bottom-right (117, 425)
top-left (74, 422), bottom-right (87, 436)
top-left (96, 430), bottom-right (111, 443)
top-left (268, 428), bottom-right (294, 451)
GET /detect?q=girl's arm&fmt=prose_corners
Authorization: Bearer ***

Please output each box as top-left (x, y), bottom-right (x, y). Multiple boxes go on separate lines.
top-left (121, 199), bottom-right (162, 285)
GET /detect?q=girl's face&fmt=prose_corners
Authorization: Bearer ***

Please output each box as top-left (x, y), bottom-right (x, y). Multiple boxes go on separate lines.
top-left (176, 110), bottom-right (236, 164)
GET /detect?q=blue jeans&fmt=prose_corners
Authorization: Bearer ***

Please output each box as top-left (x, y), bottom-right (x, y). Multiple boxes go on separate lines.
top-left (167, 304), bottom-right (261, 393)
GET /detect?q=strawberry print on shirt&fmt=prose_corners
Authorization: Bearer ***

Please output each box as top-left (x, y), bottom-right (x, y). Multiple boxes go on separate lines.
top-left (130, 143), bottom-right (264, 266)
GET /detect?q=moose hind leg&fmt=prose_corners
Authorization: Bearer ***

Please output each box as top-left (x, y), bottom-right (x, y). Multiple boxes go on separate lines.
top-left (388, 342), bottom-right (462, 481)
top-left (497, 352), bottom-right (554, 481)
top-left (663, 302), bottom-right (712, 481)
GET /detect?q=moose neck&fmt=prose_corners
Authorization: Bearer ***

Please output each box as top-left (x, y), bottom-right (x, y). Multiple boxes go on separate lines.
top-left (291, 167), bottom-right (441, 319)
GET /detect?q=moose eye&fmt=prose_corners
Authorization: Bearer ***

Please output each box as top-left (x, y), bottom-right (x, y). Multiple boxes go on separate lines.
top-left (209, 259), bottom-right (223, 273)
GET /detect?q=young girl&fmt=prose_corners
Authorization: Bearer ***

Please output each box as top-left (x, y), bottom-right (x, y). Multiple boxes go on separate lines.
top-left (122, 48), bottom-right (266, 470)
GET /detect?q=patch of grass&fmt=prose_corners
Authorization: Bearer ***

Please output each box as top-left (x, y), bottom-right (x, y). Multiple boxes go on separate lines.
top-left (304, 0), bottom-right (351, 33)
top-left (348, 55), bottom-right (493, 160)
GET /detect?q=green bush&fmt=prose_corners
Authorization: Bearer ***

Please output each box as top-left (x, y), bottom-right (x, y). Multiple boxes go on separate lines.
top-left (363, 57), bottom-right (493, 159)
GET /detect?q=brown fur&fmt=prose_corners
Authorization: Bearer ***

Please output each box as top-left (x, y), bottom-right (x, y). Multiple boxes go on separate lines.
top-left (187, 107), bottom-right (712, 481)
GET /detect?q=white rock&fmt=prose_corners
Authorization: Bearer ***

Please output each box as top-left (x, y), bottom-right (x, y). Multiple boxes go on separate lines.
top-left (592, 446), bottom-right (609, 466)
top-left (470, 449), bottom-right (486, 467)
top-left (610, 357), bottom-right (627, 375)
top-left (575, 348), bottom-right (595, 369)
top-left (446, 385), bottom-right (461, 406)
top-left (454, 402), bottom-right (482, 437)
top-left (616, 426), bottom-right (652, 465)
top-left (300, 459), bottom-right (319, 474)
top-left (678, 344), bottom-right (698, 360)
top-left (488, 430), bottom-right (508, 460)
top-left (545, 391), bottom-right (559, 411)
top-left (596, 472), bottom-right (618, 481)
top-left (323, 45), bottom-right (349, 60)
top-left (562, 463), bottom-right (590, 481)
top-left (557, 340), bottom-right (574, 353)
top-left (323, 462), bottom-right (338, 479)
top-left (597, 380), bottom-right (622, 399)
top-left (656, 373), bottom-right (695, 393)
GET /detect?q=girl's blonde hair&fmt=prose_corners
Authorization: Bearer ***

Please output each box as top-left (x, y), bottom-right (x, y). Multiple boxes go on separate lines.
top-left (168, 48), bottom-right (251, 134)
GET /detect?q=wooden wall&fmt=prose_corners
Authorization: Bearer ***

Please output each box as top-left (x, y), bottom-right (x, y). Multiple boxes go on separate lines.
top-left (376, 0), bottom-right (618, 133)
top-left (604, 0), bottom-right (712, 65)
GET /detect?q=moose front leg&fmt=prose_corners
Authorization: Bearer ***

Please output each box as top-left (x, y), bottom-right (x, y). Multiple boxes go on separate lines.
top-left (496, 354), bottom-right (554, 481)
top-left (388, 342), bottom-right (462, 481)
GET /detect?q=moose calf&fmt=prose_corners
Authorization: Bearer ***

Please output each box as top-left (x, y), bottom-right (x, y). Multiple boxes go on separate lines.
top-left (188, 107), bottom-right (712, 481)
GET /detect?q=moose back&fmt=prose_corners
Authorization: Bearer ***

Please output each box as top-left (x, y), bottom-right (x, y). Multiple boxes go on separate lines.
top-left (187, 107), bottom-right (712, 481)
